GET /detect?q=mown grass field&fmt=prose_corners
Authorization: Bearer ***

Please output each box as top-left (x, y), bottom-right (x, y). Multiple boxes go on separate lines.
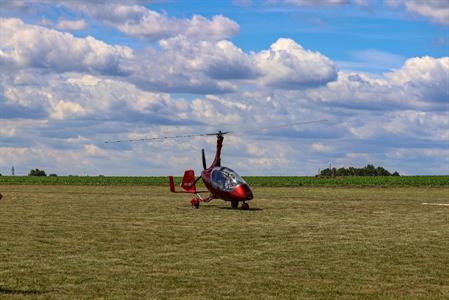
top-left (0, 184), bottom-right (448, 299)
top-left (1, 175), bottom-right (448, 187)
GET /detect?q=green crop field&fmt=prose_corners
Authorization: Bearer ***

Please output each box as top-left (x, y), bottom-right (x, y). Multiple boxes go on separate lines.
top-left (0, 185), bottom-right (448, 299)
top-left (1, 175), bottom-right (448, 187)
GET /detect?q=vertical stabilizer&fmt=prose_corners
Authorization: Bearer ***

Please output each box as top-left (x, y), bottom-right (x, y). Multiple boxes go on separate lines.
top-left (181, 170), bottom-right (197, 193)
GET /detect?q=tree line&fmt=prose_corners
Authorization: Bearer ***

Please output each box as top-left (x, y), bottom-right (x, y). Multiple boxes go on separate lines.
top-left (318, 164), bottom-right (400, 177)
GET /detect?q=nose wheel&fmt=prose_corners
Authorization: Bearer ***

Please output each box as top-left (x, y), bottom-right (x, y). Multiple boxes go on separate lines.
top-left (191, 198), bottom-right (200, 209)
top-left (241, 202), bottom-right (249, 210)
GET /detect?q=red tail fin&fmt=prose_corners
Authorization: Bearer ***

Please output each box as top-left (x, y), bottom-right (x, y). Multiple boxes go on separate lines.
top-left (181, 170), bottom-right (197, 193)
top-left (168, 170), bottom-right (197, 193)
top-left (169, 176), bottom-right (176, 192)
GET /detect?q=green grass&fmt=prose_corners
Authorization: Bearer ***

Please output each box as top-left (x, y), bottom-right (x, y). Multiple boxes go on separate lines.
top-left (244, 175), bottom-right (449, 187)
top-left (1, 175), bottom-right (448, 187)
top-left (0, 185), bottom-right (448, 299)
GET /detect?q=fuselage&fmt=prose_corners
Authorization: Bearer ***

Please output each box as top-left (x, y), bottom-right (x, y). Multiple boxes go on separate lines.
top-left (201, 166), bottom-right (253, 202)
top-left (200, 133), bottom-right (253, 202)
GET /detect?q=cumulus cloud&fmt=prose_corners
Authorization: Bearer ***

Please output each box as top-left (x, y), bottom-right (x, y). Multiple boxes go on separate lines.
top-left (305, 56), bottom-right (449, 111)
top-left (0, 69), bottom-right (195, 125)
top-left (0, 18), bottom-right (133, 74)
top-left (0, 4), bottom-right (448, 175)
top-left (131, 37), bottom-right (337, 92)
top-left (123, 36), bottom-right (255, 94)
top-left (0, 18), bottom-right (342, 94)
top-left (386, 56), bottom-right (449, 105)
top-left (254, 38), bottom-right (338, 89)
top-left (70, 3), bottom-right (239, 40)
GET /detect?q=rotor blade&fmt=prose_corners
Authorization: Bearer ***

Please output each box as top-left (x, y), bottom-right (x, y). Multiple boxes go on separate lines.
top-left (105, 133), bottom-right (210, 144)
top-left (104, 120), bottom-right (325, 144)
top-left (105, 131), bottom-right (232, 144)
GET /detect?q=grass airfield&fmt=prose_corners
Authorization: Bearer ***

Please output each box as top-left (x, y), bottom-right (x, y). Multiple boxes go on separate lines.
top-left (0, 185), bottom-right (448, 299)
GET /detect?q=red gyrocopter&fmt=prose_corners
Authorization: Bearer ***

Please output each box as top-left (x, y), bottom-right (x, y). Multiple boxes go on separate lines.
top-left (168, 130), bottom-right (253, 210)
top-left (106, 120), bottom-right (326, 210)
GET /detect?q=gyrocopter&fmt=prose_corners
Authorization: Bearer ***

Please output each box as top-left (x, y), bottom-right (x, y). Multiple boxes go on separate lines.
top-left (106, 120), bottom-right (326, 210)
top-left (169, 130), bottom-right (253, 210)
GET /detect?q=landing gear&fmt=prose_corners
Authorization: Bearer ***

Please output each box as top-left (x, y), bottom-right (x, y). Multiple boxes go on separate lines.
top-left (241, 202), bottom-right (249, 210)
top-left (191, 198), bottom-right (200, 209)
top-left (231, 200), bottom-right (239, 209)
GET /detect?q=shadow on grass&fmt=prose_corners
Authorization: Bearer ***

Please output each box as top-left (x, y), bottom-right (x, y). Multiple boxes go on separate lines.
top-left (177, 204), bottom-right (263, 211)
top-left (0, 287), bottom-right (50, 295)
top-left (219, 207), bottom-right (263, 211)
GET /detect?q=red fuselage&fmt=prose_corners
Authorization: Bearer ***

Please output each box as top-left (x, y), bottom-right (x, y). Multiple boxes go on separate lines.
top-left (201, 135), bottom-right (253, 202)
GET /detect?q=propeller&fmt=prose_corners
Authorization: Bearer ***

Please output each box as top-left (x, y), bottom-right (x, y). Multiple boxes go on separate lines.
top-left (104, 120), bottom-right (326, 144)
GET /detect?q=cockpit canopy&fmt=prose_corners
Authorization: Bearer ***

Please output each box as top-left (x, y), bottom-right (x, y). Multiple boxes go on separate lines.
top-left (211, 167), bottom-right (247, 192)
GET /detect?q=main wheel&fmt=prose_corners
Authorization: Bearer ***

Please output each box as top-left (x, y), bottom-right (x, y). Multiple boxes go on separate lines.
top-left (241, 203), bottom-right (249, 210)
top-left (231, 200), bottom-right (239, 209)
top-left (191, 198), bottom-right (200, 209)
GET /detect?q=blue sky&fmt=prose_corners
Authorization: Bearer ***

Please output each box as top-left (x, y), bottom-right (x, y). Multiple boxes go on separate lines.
top-left (0, 0), bottom-right (448, 176)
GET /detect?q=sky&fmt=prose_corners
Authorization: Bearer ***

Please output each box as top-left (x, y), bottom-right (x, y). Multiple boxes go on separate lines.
top-left (0, 0), bottom-right (448, 176)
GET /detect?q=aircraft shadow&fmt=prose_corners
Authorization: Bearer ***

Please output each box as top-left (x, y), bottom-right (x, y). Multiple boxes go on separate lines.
top-left (218, 207), bottom-right (263, 211)
top-left (177, 205), bottom-right (263, 211)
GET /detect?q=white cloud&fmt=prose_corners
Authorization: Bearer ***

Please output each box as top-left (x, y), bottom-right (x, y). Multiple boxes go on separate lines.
top-left (55, 19), bottom-right (87, 31)
top-left (386, 56), bottom-right (449, 105)
top-left (0, 18), bottom-right (133, 74)
top-left (157, 36), bottom-right (259, 80)
top-left (50, 100), bottom-right (87, 120)
top-left (0, 6), bottom-right (448, 176)
top-left (72, 3), bottom-right (239, 40)
top-left (306, 56), bottom-right (449, 111)
top-left (254, 38), bottom-right (337, 89)
top-left (387, 0), bottom-right (449, 25)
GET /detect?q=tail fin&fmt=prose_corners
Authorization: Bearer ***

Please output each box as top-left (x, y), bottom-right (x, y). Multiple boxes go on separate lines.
top-left (181, 170), bottom-right (197, 193)
top-left (168, 170), bottom-right (197, 193)
top-left (169, 176), bottom-right (176, 193)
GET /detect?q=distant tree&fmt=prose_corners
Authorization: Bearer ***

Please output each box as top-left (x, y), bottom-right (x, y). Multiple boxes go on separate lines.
top-left (365, 164), bottom-right (376, 176)
top-left (28, 169), bottom-right (47, 176)
top-left (319, 165), bottom-right (399, 177)
top-left (49, 173), bottom-right (58, 177)
top-left (336, 168), bottom-right (348, 176)
top-left (347, 167), bottom-right (356, 176)
top-left (320, 168), bottom-right (332, 177)
top-left (376, 166), bottom-right (391, 176)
